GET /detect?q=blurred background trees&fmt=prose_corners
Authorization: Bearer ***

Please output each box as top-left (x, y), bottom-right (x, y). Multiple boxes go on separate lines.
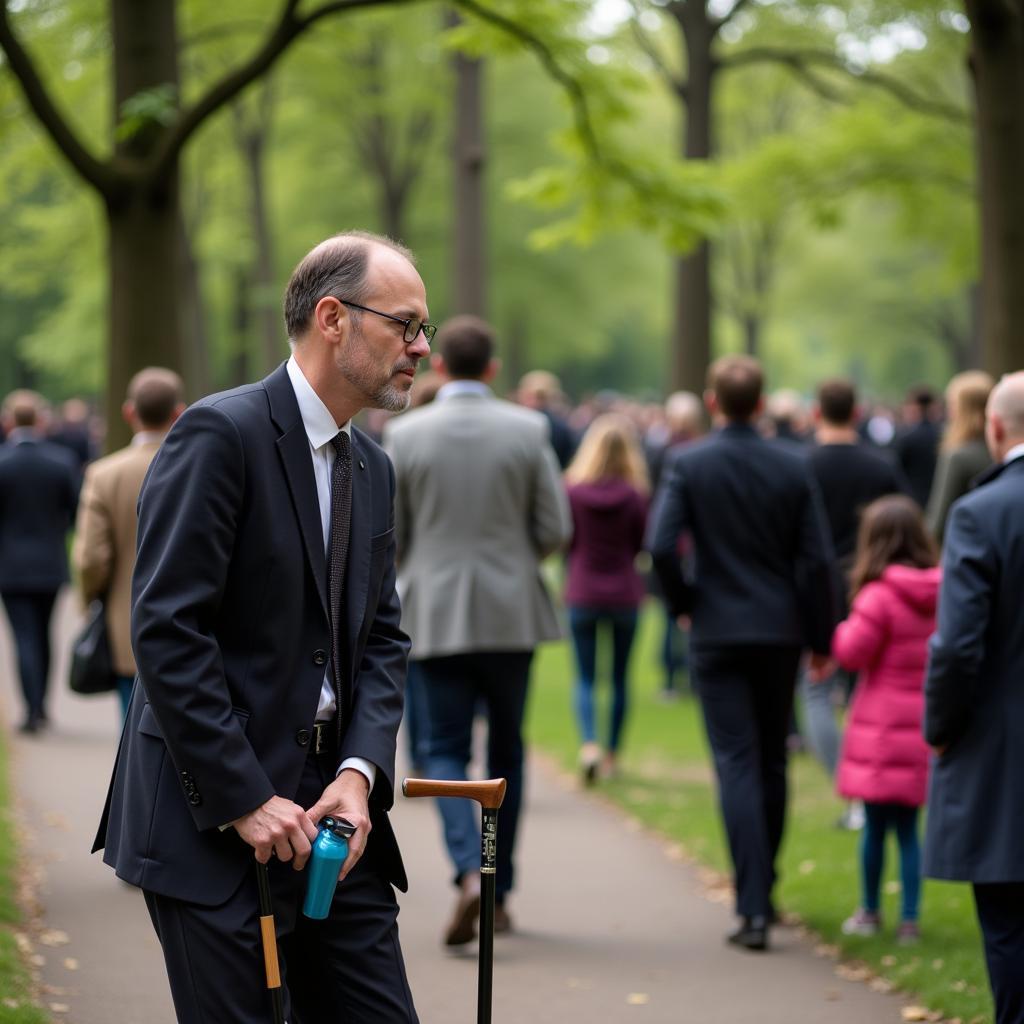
top-left (0, 0), bottom-right (1014, 442)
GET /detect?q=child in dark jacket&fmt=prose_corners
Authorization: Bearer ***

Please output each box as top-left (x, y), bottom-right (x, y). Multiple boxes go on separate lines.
top-left (831, 495), bottom-right (940, 944)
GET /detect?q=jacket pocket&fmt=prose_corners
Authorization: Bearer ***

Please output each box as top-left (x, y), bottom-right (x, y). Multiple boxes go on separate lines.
top-left (369, 526), bottom-right (395, 552)
top-left (137, 702), bottom-right (250, 740)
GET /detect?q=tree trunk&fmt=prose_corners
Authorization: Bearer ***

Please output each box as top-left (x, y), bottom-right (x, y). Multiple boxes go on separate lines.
top-left (105, 0), bottom-right (184, 450)
top-left (670, 4), bottom-right (715, 393)
top-left (450, 12), bottom-right (487, 317)
top-left (177, 213), bottom-right (210, 397)
top-left (965, 0), bottom-right (1024, 376)
top-left (743, 314), bottom-right (760, 357)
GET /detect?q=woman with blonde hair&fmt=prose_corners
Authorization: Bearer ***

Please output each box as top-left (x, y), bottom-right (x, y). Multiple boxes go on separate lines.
top-left (564, 414), bottom-right (649, 783)
top-left (926, 370), bottom-right (994, 541)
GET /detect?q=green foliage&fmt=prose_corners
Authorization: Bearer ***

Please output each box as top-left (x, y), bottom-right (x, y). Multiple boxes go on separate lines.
top-left (115, 83), bottom-right (179, 141)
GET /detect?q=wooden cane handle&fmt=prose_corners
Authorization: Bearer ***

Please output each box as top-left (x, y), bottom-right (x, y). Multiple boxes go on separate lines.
top-left (403, 777), bottom-right (507, 810)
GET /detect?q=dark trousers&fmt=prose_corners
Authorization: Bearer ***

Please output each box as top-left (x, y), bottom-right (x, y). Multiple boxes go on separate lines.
top-left (861, 803), bottom-right (921, 920)
top-left (1, 590), bottom-right (58, 720)
top-left (690, 644), bottom-right (801, 919)
top-left (145, 750), bottom-right (417, 1024)
top-left (418, 650), bottom-right (532, 902)
top-left (974, 882), bottom-right (1024, 1024)
top-left (568, 605), bottom-right (638, 752)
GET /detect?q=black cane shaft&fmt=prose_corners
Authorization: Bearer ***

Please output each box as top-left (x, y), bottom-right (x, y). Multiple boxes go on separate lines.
top-left (256, 861), bottom-right (286, 1024)
top-left (478, 806), bottom-right (499, 1024)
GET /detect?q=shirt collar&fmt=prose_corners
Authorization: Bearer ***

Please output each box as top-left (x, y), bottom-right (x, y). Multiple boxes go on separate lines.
top-left (7, 428), bottom-right (39, 444)
top-left (1004, 442), bottom-right (1024, 466)
top-left (131, 430), bottom-right (167, 447)
top-left (286, 355), bottom-right (352, 451)
top-left (437, 380), bottom-right (492, 402)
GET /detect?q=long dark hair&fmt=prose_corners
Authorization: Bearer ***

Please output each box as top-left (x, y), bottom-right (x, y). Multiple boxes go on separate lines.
top-left (849, 495), bottom-right (938, 600)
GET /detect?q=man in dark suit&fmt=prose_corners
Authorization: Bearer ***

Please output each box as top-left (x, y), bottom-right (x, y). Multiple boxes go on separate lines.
top-left (0, 390), bottom-right (79, 733)
top-left (894, 385), bottom-right (940, 508)
top-left (648, 355), bottom-right (837, 952)
top-left (94, 231), bottom-right (432, 1023)
top-left (924, 371), bottom-right (1024, 1024)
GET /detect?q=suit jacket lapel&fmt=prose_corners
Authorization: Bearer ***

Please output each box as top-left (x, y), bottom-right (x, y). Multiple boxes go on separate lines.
top-left (265, 364), bottom-right (329, 621)
top-left (344, 431), bottom-right (372, 683)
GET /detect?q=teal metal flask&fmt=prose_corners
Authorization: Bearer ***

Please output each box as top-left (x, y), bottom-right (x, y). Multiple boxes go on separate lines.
top-left (302, 816), bottom-right (356, 920)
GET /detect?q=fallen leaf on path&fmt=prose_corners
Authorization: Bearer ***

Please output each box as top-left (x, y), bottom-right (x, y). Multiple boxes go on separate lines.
top-left (950, 980), bottom-right (968, 993)
top-left (836, 964), bottom-right (871, 982)
top-left (815, 943), bottom-right (839, 958)
top-left (626, 993), bottom-right (650, 1005)
top-left (882, 955), bottom-right (898, 967)
top-left (3, 999), bottom-right (20, 1009)
top-left (49, 1003), bottom-right (70, 1014)
top-left (824, 989), bottom-right (841, 1001)
top-left (29, 954), bottom-right (45, 967)
top-left (870, 978), bottom-right (894, 993)
top-left (63, 958), bottom-right (79, 971)
top-left (798, 859), bottom-right (816, 875)
top-left (931, 959), bottom-right (945, 971)
top-left (901, 1008), bottom-right (939, 1022)
top-left (39, 930), bottom-right (70, 947)
top-left (14, 932), bottom-right (32, 954)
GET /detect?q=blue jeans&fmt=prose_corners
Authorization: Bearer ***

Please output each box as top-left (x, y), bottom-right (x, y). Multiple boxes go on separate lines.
top-left (568, 606), bottom-right (638, 753)
top-left (418, 651), bottom-right (532, 902)
top-left (2, 590), bottom-right (58, 720)
top-left (403, 661), bottom-right (430, 772)
top-left (862, 802), bottom-right (921, 920)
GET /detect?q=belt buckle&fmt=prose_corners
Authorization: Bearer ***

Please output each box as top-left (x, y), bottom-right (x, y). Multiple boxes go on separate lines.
top-left (314, 722), bottom-right (326, 755)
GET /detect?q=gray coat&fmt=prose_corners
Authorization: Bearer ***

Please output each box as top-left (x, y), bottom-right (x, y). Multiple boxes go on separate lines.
top-left (383, 389), bottom-right (571, 660)
top-left (924, 457), bottom-right (1024, 883)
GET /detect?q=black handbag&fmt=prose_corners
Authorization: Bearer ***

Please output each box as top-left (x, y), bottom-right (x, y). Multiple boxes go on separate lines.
top-left (69, 600), bottom-right (117, 695)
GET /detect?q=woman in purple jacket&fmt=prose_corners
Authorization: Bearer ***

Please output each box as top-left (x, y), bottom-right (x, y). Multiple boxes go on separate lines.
top-left (564, 414), bottom-right (650, 784)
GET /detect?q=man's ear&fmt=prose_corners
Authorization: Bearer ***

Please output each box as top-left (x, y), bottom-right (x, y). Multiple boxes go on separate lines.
top-left (703, 390), bottom-right (717, 416)
top-left (754, 396), bottom-right (766, 417)
top-left (313, 296), bottom-right (345, 339)
top-left (482, 358), bottom-right (502, 383)
top-left (430, 353), bottom-right (447, 376)
top-left (121, 401), bottom-right (135, 428)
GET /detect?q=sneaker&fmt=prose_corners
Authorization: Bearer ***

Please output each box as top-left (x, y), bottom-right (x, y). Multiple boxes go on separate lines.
top-left (836, 801), bottom-right (866, 831)
top-left (896, 921), bottom-right (920, 945)
top-left (579, 742), bottom-right (602, 786)
top-left (841, 908), bottom-right (881, 936)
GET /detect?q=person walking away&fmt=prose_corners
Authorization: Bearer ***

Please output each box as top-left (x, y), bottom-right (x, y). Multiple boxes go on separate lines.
top-left (384, 317), bottom-right (571, 946)
top-left (925, 370), bottom-right (994, 543)
top-left (564, 414), bottom-right (649, 784)
top-left (830, 496), bottom-right (939, 943)
top-left (894, 386), bottom-right (940, 509)
top-left (924, 371), bottom-right (1024, 1024)
top-left (72, 368), bottom-right (185, 720)
top-left (802, 378), bottom-right (908, 828)
top-left (94, 231), bottom-right (432, 1023)
top-left (648, 355), bottom-right (838, 952)
top-left (0, 390), bottom-right (79, 733)
top-left (517, 369), bottom-right (578, 469)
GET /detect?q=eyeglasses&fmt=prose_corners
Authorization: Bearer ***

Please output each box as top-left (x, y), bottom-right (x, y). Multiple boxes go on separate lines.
top-left (340, 301), bottom-right (436, 344)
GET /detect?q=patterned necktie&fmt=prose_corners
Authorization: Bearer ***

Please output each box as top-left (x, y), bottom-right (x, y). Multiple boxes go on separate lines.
top-left (328, 431), bottom-right (352, 741)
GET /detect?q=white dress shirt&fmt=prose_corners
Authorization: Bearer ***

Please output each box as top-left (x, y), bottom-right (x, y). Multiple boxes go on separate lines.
top-left (286, 356), bottom-right (376, 791)
top-left (1003, 442), bottom-right (1024, 466)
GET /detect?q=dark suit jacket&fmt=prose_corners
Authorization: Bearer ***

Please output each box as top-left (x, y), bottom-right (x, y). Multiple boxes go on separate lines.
top-left (924, 457), bottom-right (1024, 882)
top-left (895, 419), bottom-right (940, 509)
top-left (94, 364), bottom-right (409, 905)
top-left (0, 438), bottom-right (79, 592)
top-left (647, 423), bottom-right (838, 655)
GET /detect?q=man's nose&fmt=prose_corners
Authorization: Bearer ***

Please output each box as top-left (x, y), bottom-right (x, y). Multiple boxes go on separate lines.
top-left (407, 330), bottom-right (431, 359)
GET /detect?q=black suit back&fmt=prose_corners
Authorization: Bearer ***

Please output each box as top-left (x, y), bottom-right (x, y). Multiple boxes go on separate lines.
top-left (648, 424), bottom-right (836, 653)
top-left (0, 440), bottom-right (78, 592)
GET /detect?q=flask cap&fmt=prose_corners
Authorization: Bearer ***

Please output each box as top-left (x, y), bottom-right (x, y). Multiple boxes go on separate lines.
top-left (321, 816), bottom-right (356, 840)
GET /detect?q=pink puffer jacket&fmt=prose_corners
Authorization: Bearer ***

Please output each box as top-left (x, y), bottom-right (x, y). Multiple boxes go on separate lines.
top-left (833, 564), bottom-right (941, 807)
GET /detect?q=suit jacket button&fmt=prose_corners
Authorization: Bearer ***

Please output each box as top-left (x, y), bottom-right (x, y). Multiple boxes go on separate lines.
top-left (296, 729), bottom-right (310, 747)
top-left (189, 793), bottom-right (202, 807)
top-left (313, 650), bottom-right (327, 666)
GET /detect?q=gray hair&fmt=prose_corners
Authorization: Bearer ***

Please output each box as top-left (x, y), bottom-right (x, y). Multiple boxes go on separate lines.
top-left (283, 230), bottom-right (414, 341)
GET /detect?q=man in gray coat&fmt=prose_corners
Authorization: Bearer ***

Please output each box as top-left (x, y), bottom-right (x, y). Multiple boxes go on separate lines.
top-left (383, 316), bottom-right (571, 945)
top-left (925, 370), bottom-right (1024, 1024)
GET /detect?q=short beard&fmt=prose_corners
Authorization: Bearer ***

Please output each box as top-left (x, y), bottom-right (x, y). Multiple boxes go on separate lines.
top-left (372, 380), bottom-right (412, 413)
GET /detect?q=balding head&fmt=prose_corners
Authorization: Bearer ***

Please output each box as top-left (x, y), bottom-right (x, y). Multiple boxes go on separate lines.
top-left (283, 231), bottom-right (415, 343)
top-left (986, 371), bottom-right (1024, 460)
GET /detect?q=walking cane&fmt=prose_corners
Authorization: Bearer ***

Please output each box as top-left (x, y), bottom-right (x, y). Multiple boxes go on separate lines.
top-left (256, 860), bottom-right (286, 1024)
top-left (403, 778), bottom-right (507, 1024)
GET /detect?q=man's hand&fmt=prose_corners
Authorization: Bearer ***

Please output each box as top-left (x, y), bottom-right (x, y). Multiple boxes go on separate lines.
top-left (232, 796), bottom-right (319, 868)
top-left (931, 744), bottom-right (948, 757)
top-left (807, 653), bottom-right (837, 683)
top-left (306, 769), bottom-right (372, 882)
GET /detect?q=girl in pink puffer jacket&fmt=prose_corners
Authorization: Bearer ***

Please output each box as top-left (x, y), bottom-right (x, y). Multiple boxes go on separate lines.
top-left (831, 495), bottom-right (940, 945)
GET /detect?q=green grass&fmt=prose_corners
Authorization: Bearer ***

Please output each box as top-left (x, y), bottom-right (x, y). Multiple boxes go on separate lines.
top-left (527, 603), bottom-right (992, 1024)
top-left (0, 736), bottom-right (48, 1024)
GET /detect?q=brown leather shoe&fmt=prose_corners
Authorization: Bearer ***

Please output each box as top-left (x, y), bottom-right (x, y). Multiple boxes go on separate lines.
top-left (493, 902), bottom-right (512, 935)
top-left (444, 874), bottom-right (481, 946)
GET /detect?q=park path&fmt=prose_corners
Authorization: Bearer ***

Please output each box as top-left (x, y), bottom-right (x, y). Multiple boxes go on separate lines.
top-left (1, 589), bottom-right (913, 1023)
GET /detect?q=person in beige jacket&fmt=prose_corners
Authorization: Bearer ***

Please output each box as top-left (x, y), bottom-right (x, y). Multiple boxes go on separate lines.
top-left (383, 316), bottom-right (571, 946)
top-left (73, 368), bottom-right (184, 718)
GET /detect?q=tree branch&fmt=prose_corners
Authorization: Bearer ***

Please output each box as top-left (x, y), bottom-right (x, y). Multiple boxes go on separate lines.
top-left (712, 0), bottom-right (756, 34)
top-left (148, 0), bottom-right (417, 182)
top-left (0, 2), bottom-right (119, 196)
top-left (627, 1), bottom-right (688, 98)
top-left (453, 0), bottom-right (602, 164)
top-left (720, 45), bottom-right (969, 123)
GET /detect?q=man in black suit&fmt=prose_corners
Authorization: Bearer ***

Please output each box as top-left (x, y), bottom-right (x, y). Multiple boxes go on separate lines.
top-left (0, 391), bottom-right (79, 733)
top-left (94, 231), bottom-right (433, 1023)
top-left (894, 385), bottom-right (940, 508)
top-left (924, 371), bottom-right (1024, 1024)
top-left (648, 355), bottom-right (837, 951)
